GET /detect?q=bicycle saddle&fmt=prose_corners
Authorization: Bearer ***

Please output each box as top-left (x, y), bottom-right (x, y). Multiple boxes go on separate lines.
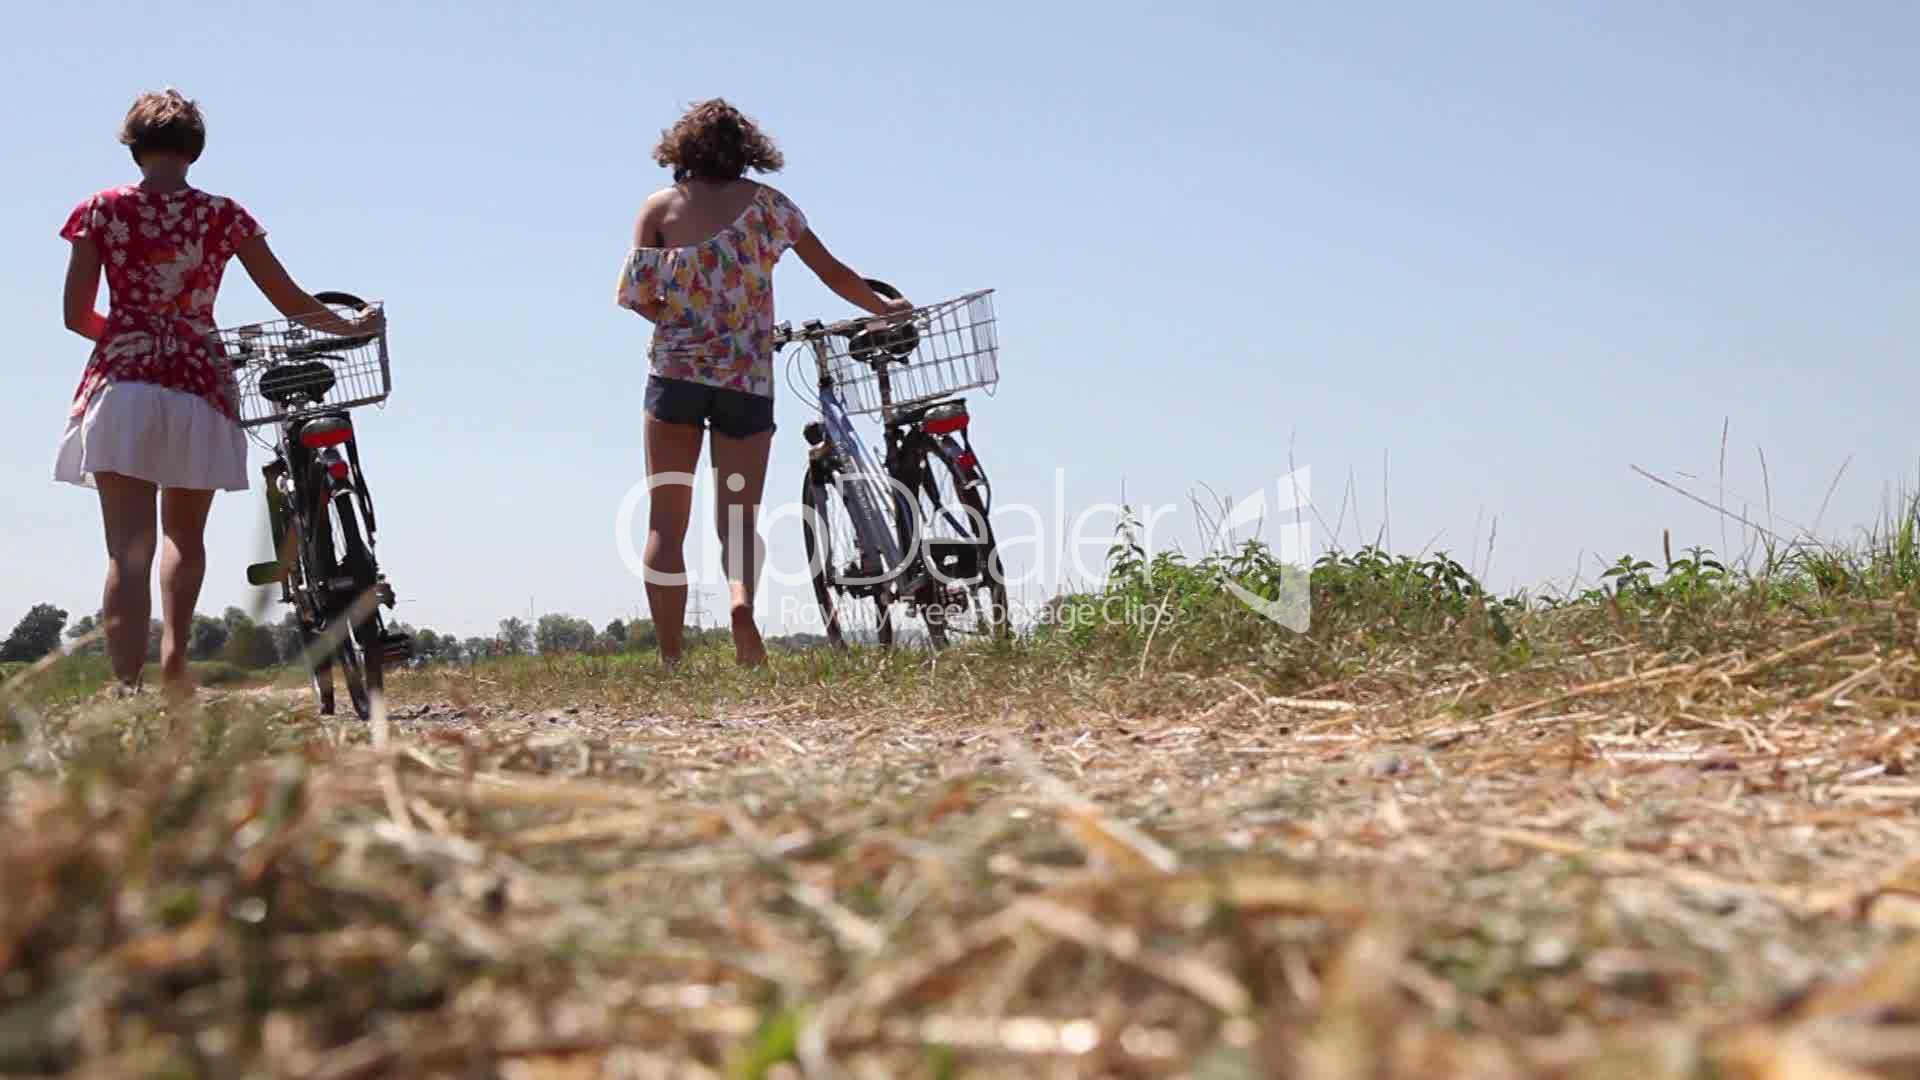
top-left (258, 361), bottom-right (336, 406)
top-left (847, 278), bottom-right (919, 364)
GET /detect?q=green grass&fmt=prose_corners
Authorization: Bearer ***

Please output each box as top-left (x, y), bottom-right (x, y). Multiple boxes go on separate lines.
top-left (389, 495), bottom-right (1920, 737)
top-left (0, 655), bottom-right (266, 710)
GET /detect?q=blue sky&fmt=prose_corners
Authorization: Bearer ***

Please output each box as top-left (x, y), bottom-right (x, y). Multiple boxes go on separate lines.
top-left (3, 1), bottom-right (1916, 639)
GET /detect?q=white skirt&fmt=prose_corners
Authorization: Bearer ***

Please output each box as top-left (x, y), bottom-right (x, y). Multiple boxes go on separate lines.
top-left (53, 382), bottom-right (249, 492)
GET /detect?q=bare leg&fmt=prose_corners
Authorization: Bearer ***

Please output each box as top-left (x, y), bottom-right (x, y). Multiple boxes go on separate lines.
top-left (159, 487), bottom-right (216, 695)
top-left (644, 415), bottom-right (704, 666)
top-left (95, 472), bottom-right (158, 688)
top-left (711, 428), bottom-right (773, 666)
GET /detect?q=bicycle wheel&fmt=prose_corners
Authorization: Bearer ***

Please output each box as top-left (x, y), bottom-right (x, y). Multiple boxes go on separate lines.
top-left (273, 475), bottom-right (335, 716)
top-left (288, 480), bottom-right (347, 716)
top-left (330, 490), bottom-right (385, 719)
top-left (299, 624), bottom-right (336, 715)
top-left (338, 632), bottom-right (372, 719)
top-left (907, 441), bottom-right (1009, 643)
top-left (801, 462), bottom-right (894, 648)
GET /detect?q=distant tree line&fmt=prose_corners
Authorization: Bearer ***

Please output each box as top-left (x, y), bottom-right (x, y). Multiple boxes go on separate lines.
top-left (1, 604), bottom-right (69, 663)
top-left (397, 614), bottom-right (699, 666)
top-left (1, 602), bottom-right (298, 670)
top-left (2, 603), bottom-right (836, 671)
top-left (396, 613), bottom-right (828, 665)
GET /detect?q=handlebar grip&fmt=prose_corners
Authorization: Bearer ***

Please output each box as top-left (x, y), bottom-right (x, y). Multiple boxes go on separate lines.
top-left (312, 290), bottom-right (371, 311)
top-left (288, 291), bottom-right (380, 354)
top-left (848, 279), bottom-right (919, 364)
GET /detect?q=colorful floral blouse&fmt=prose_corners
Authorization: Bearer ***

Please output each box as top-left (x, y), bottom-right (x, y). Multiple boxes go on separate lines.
top-left (60, 185), bottom-right (264, 422)
top-left (615, 185), bottom-right (809, 399)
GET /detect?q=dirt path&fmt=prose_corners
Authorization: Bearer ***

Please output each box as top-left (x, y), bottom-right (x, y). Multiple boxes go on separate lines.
top-left (304, 676), bottom-right (1920, 1075)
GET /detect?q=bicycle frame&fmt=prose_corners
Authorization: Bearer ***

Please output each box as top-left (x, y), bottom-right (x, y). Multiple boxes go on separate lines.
top-left (816, 381), bottom-right (904, 579)
top-left (254, 416), bottom-right (369, 595)
top-left (805, 334), bottom-right (918, 591)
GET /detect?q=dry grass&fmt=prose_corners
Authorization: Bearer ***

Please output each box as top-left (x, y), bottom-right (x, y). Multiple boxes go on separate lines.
top-left (4, 594), bottom-right (1920, 1078)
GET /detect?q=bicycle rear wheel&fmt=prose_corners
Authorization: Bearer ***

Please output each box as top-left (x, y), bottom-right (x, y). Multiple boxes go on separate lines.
top-left (289, 488), bottom-right (345, 716)
top-left (338, 631), bottom-right (376, 719)
top-left (299, 624), bottom-right (337, 715)
top-left (331, 490), bottom-right (385, 719)
top-left (801, 463), bottom-right (894, 648)
top-left (907, 441), bottom-right (1009, 643)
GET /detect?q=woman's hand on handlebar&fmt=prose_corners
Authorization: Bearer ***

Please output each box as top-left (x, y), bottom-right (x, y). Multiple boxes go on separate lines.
top-left (296, 304), bottom-right (381, 338)
top-left (346, 306), bottom-right (385, 336)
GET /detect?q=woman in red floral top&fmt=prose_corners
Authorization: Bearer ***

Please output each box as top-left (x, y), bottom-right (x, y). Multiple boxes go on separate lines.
top-left (57, 89), bottom-right (382, 696)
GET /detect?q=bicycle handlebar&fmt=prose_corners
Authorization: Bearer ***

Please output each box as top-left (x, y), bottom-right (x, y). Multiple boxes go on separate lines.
top-left (312, 290), bottom-right (373, 310)
top-left (279, 291), bottom-right (382, 360)
top-left (772, 278), bottom-right (916, 359)
top-left (773, 316), bottom-right (876, 347)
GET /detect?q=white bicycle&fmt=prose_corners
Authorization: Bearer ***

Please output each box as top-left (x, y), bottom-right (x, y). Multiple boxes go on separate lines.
top-left (779, 283), bottom-right (1009, 647)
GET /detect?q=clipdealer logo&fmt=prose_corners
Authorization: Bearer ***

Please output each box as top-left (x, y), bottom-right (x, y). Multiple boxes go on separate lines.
top-left (1206, 468), bottom-right (1312, 632)
top-left (612, 466), bottom-right (1314, 632)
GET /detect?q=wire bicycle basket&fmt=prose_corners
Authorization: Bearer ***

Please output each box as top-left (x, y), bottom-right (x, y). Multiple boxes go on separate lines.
top-left (211, 304), bottom-right (390, 428)
top-left (826, 290), bottom-right (997, 416)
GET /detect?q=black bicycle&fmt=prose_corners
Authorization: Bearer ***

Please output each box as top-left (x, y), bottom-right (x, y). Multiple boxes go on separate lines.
top-left (778, 283), bottom-right (1009, 648)
top-left (226, 291), bottom-right (409, 718)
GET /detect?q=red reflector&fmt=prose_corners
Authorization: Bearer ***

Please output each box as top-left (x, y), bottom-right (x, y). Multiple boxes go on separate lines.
top-left (300, 428), bottom-right (353, 448)
top-left (327, 460), bottom-right (350, 481)
top-left (924, 414), bottom-right (969, 435)
top-left (955, 452), bottom-right (978, 471)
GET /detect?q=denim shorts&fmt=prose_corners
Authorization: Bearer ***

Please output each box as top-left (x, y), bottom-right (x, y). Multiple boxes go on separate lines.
top-left (644, 375), bottom-right (775, 438)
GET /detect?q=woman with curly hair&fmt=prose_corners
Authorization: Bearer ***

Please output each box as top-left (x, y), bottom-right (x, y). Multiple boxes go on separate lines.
top-left (56, 89), bottom-right (381, 696)
top-left (618, 98), bottom-right (909, 667)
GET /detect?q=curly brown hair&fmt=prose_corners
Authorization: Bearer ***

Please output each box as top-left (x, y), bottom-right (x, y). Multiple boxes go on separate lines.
top-left (119, 89), bottom-right (206, 165)
top-left (652, 99), bottom-right (783, 183)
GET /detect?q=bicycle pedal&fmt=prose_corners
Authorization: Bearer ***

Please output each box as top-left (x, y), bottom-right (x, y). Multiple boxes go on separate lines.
top-left (378, 632), bottom-right (412, 662)
top-left (245, 560), bottom-right (285, 587)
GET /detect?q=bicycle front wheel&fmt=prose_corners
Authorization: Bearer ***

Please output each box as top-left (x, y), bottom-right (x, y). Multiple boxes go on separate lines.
top-left (801, 463), bottom-right (894, 648)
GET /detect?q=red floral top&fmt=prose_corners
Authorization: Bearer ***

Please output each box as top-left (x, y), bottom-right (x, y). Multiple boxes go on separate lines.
top-left (60, 185), bottom-right (264, 422)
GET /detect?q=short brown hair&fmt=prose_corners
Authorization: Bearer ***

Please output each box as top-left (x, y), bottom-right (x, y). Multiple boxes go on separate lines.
top-left (119, 89), bottom-right (206, 164)
top-left (652, 99), bottom-right (783, 182)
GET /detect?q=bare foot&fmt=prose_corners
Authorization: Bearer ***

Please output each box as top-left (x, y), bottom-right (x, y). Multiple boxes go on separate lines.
top-left (160, 671), bottom-right (197, 704)
top-left (731, 609), bottom-right (766, 668)
top-left (96, 678), bottom-right (144, 702)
